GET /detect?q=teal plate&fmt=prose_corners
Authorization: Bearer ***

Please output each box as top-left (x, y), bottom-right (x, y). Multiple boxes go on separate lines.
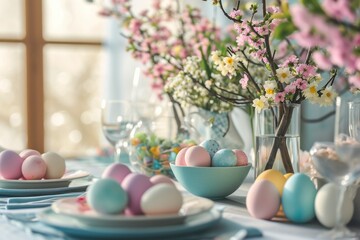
top-left (38, 208), bottom-right (222, 239)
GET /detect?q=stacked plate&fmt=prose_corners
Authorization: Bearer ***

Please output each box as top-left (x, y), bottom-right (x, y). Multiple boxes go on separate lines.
top-left (37, 195), bottom-right (222, 239)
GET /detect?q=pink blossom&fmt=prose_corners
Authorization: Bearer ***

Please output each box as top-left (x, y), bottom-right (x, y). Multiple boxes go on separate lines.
top-left (294, 78), bottom-right (308, 90)
top-left (349, 75), bottom-right (360, 88)
top-left (267, 6), bottom-right (280, 14)
top-left (280, 55), bottom-right (298, 68)
top-left (129, 19), bottom-right (142, 35)
top-left (239, 75), bottom-right (249, 89)
top-left (285, 84), bottom-right (297, 94)
top-left (230, 10), bottom-right (243, 19)
top-left (312, 51), bottom-right (333, 70)
top-left (254, 25), bottom-right (269, 36)
top-left (98, 8), bottom-right (112, 16)
top-left (322, 0), bottom-right (356, 23)
top-left (296, 64), bottom-right (317, 78)
top-left (236, 35), bottom-right (247, 47)
top-left (275, 92), bottom-right (285, 103)
top-left (152, 0), bottom-right (161, 10)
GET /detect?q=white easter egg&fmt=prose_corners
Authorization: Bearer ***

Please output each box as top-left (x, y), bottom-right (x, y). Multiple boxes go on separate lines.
top-left (42, 152), bottom-right (66, 179)
top-left (315, 183), bottom-right (354, 228)
top-left (140, 183), bottom-right (183, 215)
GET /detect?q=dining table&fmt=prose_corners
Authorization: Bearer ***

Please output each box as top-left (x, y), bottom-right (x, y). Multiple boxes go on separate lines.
top-left (0, 155), bottom-right (359, 240)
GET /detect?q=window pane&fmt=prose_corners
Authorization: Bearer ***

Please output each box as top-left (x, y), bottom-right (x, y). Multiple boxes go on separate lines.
top-left (43, 0), bottom-right (106, 40)
top-left (44, 45), bottom-right (104, 157)
top-left (0, 43), bottom-right (26, 150)
top-left (0, 0), bottom-right (24, 38)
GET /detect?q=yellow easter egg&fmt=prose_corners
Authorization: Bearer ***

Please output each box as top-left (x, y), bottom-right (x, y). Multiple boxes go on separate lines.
top-left (256, 169), bottom-right (286, 195)
top-left (284, 173), bottom-right (293, 181)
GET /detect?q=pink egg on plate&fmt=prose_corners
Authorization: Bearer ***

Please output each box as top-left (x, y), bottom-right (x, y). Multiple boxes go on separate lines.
top-left (22, 155), bottom-right (47, 180)
top-left (175, 147), bottom-right (189, 166)
top-left (233, 149), bottom-right (248, 166)
top-left (150, 175), bottom-right (174, 186)
top-left (102, 163), bottom-right (132, 184)
top-left (19, 149), bottom-right (41, 160)
top-left (121, 173), bottom-right (154, 215)
top-left (184, 146), bottom-right (211, 167)
top-left (0, 150), bottom-right (23, 179)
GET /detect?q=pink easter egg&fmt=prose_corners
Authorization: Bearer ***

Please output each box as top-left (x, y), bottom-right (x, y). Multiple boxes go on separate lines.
top-left (121, 173), bottom-right (153, 215)
top-left (19, 149), bottom-right (41, 160)
top-left (22, 155), bottom-right (47, 180)
top-left (246, 179), bottom-right (280, 220)
top-left (0, 150), bottom-right (23, 179)
top-left (184, 146), bottom-right (211, 167)
top-left (150, 175), bottom-right (175, 186)
top-left (175, 147), bottom-right (189, 166)
top-left (102, 163), bottom-right (132, 184)
top-left (233, 149), bottom-right (248, 166)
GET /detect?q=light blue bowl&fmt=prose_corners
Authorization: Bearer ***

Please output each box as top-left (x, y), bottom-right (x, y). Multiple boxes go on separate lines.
top-left (170, 163), bottom-right (251, 199)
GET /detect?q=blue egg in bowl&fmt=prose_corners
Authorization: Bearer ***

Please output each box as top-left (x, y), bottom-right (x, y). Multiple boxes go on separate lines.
top-left (170, 163), bottom-right (251, 199)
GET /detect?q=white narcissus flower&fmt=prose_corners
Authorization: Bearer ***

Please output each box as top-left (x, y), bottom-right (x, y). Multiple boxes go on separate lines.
top-left (252, 96), bottom-right (269, 112)
top-left (276, 67), bottom-right (292, 84)
top-left (263, 80), bottom-right (277, 98)
top-left (319, 87), bottom-right (337, 106)
top-left (303, 82), bottom-right (319, 100)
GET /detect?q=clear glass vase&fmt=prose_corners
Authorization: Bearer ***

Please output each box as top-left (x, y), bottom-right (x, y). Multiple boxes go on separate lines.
top-left (254, 103), bottom-right (300, 178)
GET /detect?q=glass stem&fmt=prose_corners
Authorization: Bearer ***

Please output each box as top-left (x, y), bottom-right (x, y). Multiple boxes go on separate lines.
top-left (335, 185), bottom-right (347, 231)
top-left (114, 141), bottom-right (123, 162)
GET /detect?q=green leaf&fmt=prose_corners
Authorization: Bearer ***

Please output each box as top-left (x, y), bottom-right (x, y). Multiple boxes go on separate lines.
top-left (273, 21), bottom-right (297, 40)
top-left (300, 0), bottom-right (325, 14)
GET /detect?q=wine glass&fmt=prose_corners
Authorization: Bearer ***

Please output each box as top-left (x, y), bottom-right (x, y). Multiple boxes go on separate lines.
top-left (310, 99), bottom-right (360, 239)
top-left (101, 100), bottom-right (137, 163)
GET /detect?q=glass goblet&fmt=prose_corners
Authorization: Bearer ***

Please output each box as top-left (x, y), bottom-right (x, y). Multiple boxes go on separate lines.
top-left (101, 100), bottom-right (137, 163)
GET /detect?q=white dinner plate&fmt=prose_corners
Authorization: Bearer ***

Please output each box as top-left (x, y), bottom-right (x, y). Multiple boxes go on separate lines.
top-left (38, 207), bottom-right (222, 239)
top-left (51, 195), bottom-right (214, 228)
top-left (0, 170), bottom-right (90, 189)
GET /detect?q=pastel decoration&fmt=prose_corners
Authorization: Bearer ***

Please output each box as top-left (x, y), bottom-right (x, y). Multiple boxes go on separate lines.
top-left (0, 150), bottom-right (23, 179)
top-left (256, 169), bottom-right (286, 195)
top-left (284, 173), bottom-right (293, 181)
top-left (233, 149), bottom-right (248, 166)
top-left (121, 173), bottom-right (153, 215)
top-left (185, 146), bottom-right (211, 167)
top-left (150, 175), bottom-right (174, 186)
top-left (141, 183), bottom-right (183, 215)
top-left (175, 147), bottom-right (189, 166)
top-left (282, 173), bottom-right (317, 223)
top-left (102, 163), bottom-right (132, 184)
top-left (19, 149), bottom-right (41, 159)
top-left (86, 179), bottom-right (128, 214)
top-left (199, 139), bottom-right (220, 158)
top-left (246, 179), bottom-right (280, 220)
top-left (315, 183), bottom-right (354, 228)
top-left (21, 156), bottom-right (47, 180)
top-left (212, 149), bottom-right (237, 167)
top-left (42, 152), bottom-right (66, 179)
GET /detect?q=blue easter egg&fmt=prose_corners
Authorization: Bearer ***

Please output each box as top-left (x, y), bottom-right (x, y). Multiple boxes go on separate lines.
top-left (86, 179), bottom-right (128, 214)
top-left (212, 149), bottom-right (237, 167)
top-left (200, 139), bottom-right (220, 158)
top-left (282, 173), bottom-right (317, 223)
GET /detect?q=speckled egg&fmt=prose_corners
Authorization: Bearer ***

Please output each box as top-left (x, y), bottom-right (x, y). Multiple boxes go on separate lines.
top-left (185, 146), bottom-right (211, 167)
top-left (0, 150), bottom-right (23, 179)
top-left (21, 155), bottom-right (47, 180)
top-left (86, 179), bottom-right (128, 214)
top-left (102, 163), bottom-right (131, 184)
top-left (19, 149), bottom-right (41, 159)
top-left (121, 173), bottom-right (154, 215)
top-left (233, 149), bottom-right (248, 166)
top-left (141, 183), bottom-right (183, 215)
top-left (150, 175), bottom-right (174, 186)
top-left (42, 152), bottom-right (66, 179)
top-left (212, 149), bottom-right (237, 167)
top-left (175, 147), bottom-right (189, 166)
top-left (246, 179), bottom-right (281, 220)
top-left (200, 139), bottom-right (220, 158)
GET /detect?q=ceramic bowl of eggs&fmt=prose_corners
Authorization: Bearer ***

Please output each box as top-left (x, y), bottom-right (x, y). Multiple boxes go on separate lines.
top-left (0, 149), bottom-right (66, 181)
top-left (170, 139), bottom-right (251, 199)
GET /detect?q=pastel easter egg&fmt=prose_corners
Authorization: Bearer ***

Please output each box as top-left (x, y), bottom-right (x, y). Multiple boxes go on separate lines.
top-left (282, 173), bottom-right (317, 223)
top-left (86, 179), bottom-right (128, 214)
top-left (175, 147), bottom-right (189, 166)
top-left (141, 183), bottom-right (183, 215)
top-left (246, 179), bottom-right (281, 219)
top-left (150, 175), bottom-right (174, 186)
top-left (212, 149), bottom-right (237, 167)
top-left (0, 150), bottom-right (23, 179)
top-left (42, 152), bottom-right (66, 179)
top-left (121, 173), bottom-right (153, 215)
top-left (102, 163), bottom-right (132, 184)
top-left (315, 183), bottom-right (354, 228)
top-left (284, 173), bottom-right (293, 181)
top-left (256, 169), bottom-right (286, 195)
top-left (19, 149), bottom-right (41, 159)
top-left (200, 139), bottom-right (220, 158)
top-left (22, 155), bottom-right (47, 180)
top-left (233, 149), bottom-right (248, 166)
top-left (185, 146), bottom-right (211, 167)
